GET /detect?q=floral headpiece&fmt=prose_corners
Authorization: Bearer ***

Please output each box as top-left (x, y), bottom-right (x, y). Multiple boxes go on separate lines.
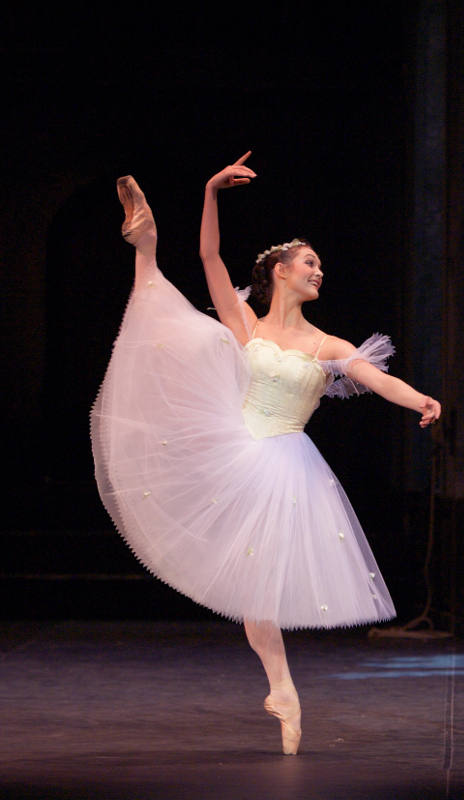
top-left (255, 238), bottom-right (306, 266)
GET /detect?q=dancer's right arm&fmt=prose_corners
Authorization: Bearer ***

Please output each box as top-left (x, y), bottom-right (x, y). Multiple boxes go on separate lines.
top-left (200, 153), bottom-right (257, 345)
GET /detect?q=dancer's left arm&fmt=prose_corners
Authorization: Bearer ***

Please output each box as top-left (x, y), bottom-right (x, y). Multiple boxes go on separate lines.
top-left (328, 338), bottom-right (441, 428)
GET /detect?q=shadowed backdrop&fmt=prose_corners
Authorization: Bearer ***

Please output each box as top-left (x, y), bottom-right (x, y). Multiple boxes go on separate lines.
top-left (0, 0), bottom-right (462, 627)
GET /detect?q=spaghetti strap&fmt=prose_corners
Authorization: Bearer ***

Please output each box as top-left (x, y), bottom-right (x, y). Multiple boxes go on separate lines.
top-left (252, 319), bottom-right (260, 338)
top-left (314, 334), bottom-right (329, 359)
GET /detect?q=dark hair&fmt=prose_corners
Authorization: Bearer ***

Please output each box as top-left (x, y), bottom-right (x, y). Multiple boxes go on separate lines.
top-left (251, 239), bottom-right (313, 307)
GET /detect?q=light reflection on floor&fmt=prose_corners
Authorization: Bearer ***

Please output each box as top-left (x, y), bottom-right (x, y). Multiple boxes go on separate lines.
top-left (332, 653), bottom-right (462, 679)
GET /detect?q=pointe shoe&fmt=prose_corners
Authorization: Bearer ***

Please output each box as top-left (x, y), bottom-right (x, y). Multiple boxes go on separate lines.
top-left (264, 693), bottom-right (302, 755)
top-left (116, 175), bottom-right (157, 254)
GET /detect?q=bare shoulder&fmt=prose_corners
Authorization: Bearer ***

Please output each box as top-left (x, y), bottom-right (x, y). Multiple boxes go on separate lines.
top-left (322, 335), bottom-right (357, 360)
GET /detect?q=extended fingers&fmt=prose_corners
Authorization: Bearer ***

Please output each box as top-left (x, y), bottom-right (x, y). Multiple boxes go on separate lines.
top-left (221, 164), bottom-right (256, 188)
top-left (233, 150), bottom-right (252, 166)
top-left (228, 164), bottom-right (256, 177)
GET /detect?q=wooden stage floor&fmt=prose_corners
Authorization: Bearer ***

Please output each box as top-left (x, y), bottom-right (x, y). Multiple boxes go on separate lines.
top-left (0, 621), bottom-right (462, 799)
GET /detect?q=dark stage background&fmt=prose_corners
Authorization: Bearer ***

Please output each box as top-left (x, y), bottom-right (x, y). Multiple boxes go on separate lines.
top-left (1, 1), bottom-right (462, 629)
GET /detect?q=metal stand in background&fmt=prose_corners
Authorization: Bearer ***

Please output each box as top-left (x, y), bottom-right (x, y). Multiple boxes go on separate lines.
top-left (369, 424), bottom-right (455, 640)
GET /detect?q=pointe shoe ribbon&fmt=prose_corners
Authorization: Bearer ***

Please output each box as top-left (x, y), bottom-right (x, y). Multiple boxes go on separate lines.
top-left (264, 695), bottom-right (302, 755)
top-left (116, 175), bottom-right (157, 254)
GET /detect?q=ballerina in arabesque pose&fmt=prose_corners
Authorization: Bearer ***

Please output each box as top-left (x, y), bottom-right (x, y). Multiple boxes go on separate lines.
top-left (91, 152), bottom-right (440, 755)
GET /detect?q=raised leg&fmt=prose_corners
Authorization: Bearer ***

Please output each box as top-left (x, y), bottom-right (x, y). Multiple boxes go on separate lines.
top-left (116, 176), bottom-right (158, 287)
top-left (244, 619), bottom-right (302, 754)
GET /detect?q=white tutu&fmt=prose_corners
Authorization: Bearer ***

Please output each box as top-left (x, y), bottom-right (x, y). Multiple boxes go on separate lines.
top-left (91, 254), bottom-right (396, 630)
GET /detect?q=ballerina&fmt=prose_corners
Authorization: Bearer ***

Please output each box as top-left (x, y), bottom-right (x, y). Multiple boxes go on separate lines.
top-left (91, 152), bottom-right (440, 755)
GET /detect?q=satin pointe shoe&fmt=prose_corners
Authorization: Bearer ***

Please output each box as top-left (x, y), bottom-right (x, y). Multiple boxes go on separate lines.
top-left (264, 684), bottom-right (302, 755)
top-left (116, 175), bottom-right (157, 254)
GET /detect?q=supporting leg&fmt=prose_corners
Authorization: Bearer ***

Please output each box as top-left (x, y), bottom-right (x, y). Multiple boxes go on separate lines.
top-left (244, 619), bottom-right (302, 754)
top-left (244, 619), bottom-right (291, 686)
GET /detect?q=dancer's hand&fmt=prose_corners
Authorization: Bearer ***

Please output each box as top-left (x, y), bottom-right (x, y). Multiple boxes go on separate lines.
top-left (207, 152), bottom-right (256, 190)
top-left (419, 397), bottom-right (441, 428)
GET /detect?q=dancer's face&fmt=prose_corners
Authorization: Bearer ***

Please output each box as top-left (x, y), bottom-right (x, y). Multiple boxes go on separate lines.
top-left (276, 247), bottom-right (323, 301)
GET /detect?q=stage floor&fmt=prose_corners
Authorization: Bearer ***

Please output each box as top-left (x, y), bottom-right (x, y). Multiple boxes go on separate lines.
top-left (0, 620), bottom-right (462, 799)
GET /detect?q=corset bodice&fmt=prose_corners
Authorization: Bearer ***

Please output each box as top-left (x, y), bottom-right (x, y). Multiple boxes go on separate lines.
top-left (242, 339), bottom-right (328, 440)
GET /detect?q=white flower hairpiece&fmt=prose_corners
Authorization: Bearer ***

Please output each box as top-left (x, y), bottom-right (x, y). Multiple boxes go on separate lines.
top-left (255, 238), bottom-right (306, 265)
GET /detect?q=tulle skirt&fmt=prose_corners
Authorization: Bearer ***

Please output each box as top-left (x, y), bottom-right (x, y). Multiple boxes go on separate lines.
top-left (91, 261), bottom-right (395, 629)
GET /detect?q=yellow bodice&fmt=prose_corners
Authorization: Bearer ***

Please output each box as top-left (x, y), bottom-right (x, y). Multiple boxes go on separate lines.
top-left (242, 339), bottom-right (328, 440)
